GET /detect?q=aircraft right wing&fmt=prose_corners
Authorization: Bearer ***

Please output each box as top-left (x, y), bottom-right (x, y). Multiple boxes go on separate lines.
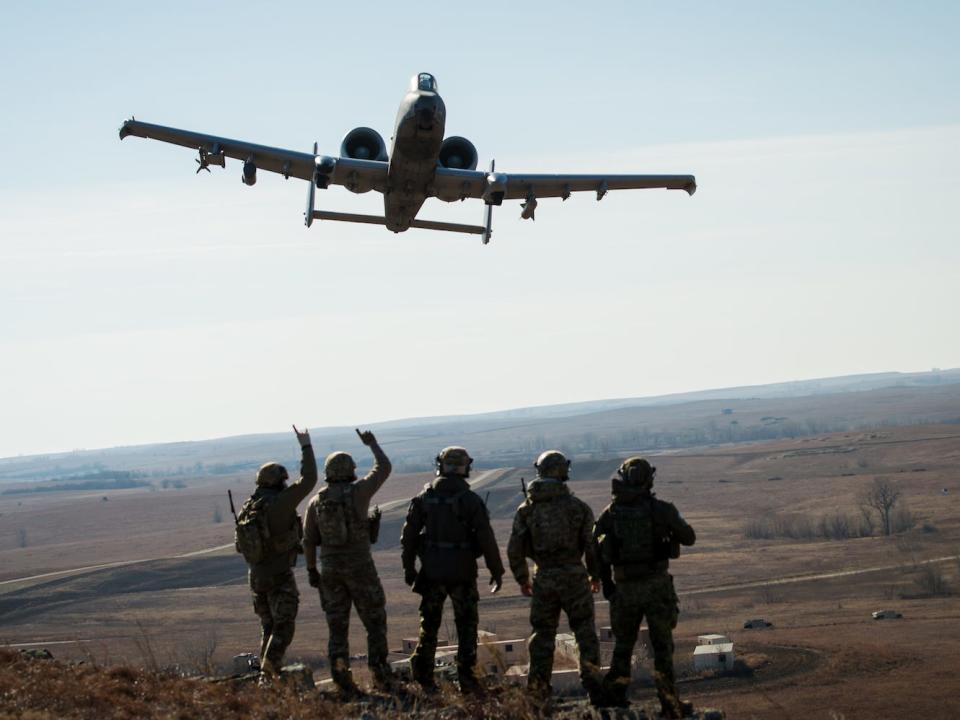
top-left (118, 119), bottom-right (388, 192)
top-left (432, 166), bottom-right (696, 203)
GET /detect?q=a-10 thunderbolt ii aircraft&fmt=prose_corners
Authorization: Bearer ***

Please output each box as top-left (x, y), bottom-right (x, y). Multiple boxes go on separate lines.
top-left (119, 72), bottom-right (696, 244)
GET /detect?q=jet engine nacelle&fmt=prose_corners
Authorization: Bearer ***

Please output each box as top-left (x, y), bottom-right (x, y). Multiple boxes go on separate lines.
top-left (340, 127), bottom-right (388, 162)
top-left (438, 136), bottom-right (478, 171)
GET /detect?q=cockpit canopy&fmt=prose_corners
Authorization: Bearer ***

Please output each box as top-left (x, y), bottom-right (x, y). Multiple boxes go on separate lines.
top-left (412, 72), bottom-right (438, 93)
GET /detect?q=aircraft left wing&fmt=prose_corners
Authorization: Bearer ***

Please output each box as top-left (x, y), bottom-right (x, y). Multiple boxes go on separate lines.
top-left (432, 167), bottom-right (696, 202)
top-left (118, 119), bottom-right (388, 191)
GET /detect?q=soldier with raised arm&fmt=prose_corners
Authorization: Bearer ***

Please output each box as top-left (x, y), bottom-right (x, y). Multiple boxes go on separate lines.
top-left (302, 429), bottom-right (393, 693)
top-left (234, 425), bottom-right (317, 684)
top-left (506, 450), bottom-right (604, 705)
top-left (592, 457), bottom-right (696, 718)
top-left (400, 446), bottom-right (505, 694)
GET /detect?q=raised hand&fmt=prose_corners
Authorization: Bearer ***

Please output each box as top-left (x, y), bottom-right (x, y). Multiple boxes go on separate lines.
top-left (356, 428), bottom-right (377, 447)
top-left (293, 424), bottom-right (311, 449)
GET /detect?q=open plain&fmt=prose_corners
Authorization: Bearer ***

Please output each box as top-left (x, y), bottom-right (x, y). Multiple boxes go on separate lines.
top-left (2, 415), bottom-right (959, 718)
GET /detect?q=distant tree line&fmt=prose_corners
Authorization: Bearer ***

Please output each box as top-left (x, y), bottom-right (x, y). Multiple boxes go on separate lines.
top-left (744, 478), bottom-right (918, 541)
top-left (2, 470), bottom-right (149, 495)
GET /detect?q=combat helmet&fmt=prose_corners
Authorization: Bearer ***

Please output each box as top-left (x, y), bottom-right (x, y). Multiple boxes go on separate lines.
top-left (256, 462), bottom-right (289, 488)
top-left (324, 451), bottom-right (357, 482)
top-left (436, 446), bottom-right (473, 477)
top-left (617, 456), bottom-right (656, 490)
top-left (535, 450), bottom-right (571, 480)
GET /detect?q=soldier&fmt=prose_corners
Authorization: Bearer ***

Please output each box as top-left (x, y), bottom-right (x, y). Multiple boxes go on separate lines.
top-left (303, 429), bottom-right (393, 693)
top-left (592, 457), bottom-right (696, 718)
top-left (506, 450), bottom-right (604, 705)
top-left (400, 446), bottom-right (505, 694)
top-left (235, 425), bottom-right (317, 683)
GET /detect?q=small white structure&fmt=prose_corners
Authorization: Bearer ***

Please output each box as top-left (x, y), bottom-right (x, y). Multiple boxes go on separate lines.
top-left (393, 638), bottom-right (527, 677)
top-left (697, 634), bottom-right (730, 646)
top-left (505, 664), bottom-right (610, 696)
top-left (600, 626), bottom-right (652, 646)
top-left (477, 639), bottom-right (527, 675)
top-left (546, 667), bottom-right (586, 694)
top-left (556, 633), bottom-right (580, 662)
top-left (693, 642), bottom-right (735, 672)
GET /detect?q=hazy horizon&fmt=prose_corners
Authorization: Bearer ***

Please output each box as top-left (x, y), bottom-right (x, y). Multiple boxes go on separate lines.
top-left (2, 365), bottom-right (956, 460)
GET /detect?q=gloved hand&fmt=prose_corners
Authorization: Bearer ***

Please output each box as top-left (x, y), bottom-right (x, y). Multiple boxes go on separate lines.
top-left (602, 579), bottom-right (617, 601)
top-left (520, 582), bottom-right (533, 597)
top-left (489, 575), bottom-right (503, 594)
top-left (307, 567), bottom-right (320, 588)
top-left (404, 568), bottom-right (418, 587)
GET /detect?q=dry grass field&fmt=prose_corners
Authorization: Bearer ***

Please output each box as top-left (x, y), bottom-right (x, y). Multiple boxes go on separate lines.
top-left (2, 423), bottom-right (959, 718)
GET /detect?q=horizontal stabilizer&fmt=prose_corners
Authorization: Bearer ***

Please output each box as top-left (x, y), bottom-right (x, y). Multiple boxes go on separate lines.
top-left (311, 210), bottom-right (486, 236)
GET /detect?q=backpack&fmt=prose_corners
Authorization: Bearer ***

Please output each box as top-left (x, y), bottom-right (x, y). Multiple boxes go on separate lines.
top-left (316, 484), bottom-right (374, 548)
top-left (527, 497), bottom-right (579, 560)
top-left (235, 492), bottom-right (300, 565)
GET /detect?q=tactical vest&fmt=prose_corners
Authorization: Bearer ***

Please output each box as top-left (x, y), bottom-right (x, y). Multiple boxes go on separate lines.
top-left (421, 488), bottom-right (478, 555)
top-left (315, 483), bottom-right (368, 549)
top-left (235, 492), bottom-right (301, 566)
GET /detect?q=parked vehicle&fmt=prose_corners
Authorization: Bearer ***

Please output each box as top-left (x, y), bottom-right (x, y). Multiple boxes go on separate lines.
top-left (872, 610), bottom-right (903, 620)
top-left (743, 618), bottom-right (773, 629)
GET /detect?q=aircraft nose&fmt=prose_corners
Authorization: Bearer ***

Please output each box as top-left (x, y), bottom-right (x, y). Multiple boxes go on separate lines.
top-left (416, 96), bottom-right (439, 129)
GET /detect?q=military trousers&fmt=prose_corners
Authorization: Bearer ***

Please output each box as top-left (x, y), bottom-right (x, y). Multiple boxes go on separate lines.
top-left (318, 554), bottom-right (389, 676)
top-left (410, 578), bottom-right (479, 682)
top-left (250, 568), bottom-right (299, 671)
top-left (528, 565), bottom-right (601, 693)
top-left (605, 573), bottom-right (681, 712)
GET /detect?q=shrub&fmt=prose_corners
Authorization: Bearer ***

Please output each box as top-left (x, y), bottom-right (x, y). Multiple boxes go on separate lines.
top-left (914, 565), bottom-right (951, 597)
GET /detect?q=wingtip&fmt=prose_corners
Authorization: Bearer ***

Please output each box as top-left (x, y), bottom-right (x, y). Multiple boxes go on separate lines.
top-left (118, 119), bottom-right (132, 141)
top-left (685, 179), bottom-right (697, 196)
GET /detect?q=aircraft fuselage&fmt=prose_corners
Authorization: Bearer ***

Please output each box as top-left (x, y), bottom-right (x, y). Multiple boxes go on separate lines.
top-left (385, 86), bottom-right (446, 232)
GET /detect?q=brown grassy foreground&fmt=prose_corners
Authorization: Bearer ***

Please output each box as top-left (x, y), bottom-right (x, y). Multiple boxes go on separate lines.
top-left (0, 648), bottom-right (586, 720)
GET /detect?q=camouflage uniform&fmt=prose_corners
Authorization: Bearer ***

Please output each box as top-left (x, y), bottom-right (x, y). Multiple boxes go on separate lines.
top-left (592, 458), bottom-right (695, 718)
top-left (400, 453), bottom-right (505, 691)
top-left (303, 441), bottom-right (392, 689)
top-left (507, 465), bottom-right (603, 702)
top-left (244, 444), bottom-right (317, 674)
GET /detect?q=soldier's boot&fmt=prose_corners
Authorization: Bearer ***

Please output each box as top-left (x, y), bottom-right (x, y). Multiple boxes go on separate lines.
top-left (330, 657), bottom-right (359, 696)
top-left (257, 657), bottom-right (280, 688)
top-left (586, 682), bottom-right (609, 708)
top-left (582, 668), bottom-right (607, 708)
top-left (602, 674), bottom-right (630, 708)
top-left (457, 666), bottom-right (484, 696)
top-left (371, 662), bottom-right (396, 693)
top-left (411, 662), bottom-right (437, 693)
top-left (526, 676), bottom-right (553, 704)
top-left (656, 687), bottom-right (683, 719)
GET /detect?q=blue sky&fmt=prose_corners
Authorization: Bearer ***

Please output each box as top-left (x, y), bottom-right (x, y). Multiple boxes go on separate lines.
top-left (1, 2), bottom-right (958, 456)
